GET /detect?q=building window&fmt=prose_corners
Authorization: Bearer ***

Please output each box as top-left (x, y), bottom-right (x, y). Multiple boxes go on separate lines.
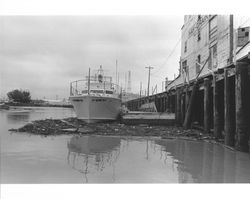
top-left (182, 60), bottom-right (189, 81)
top-left (182, 60), bottom-right (187, 72)
top-left (196, 55), bottom-right (201, 74)
top-left (212, 45), bottom-right (217, 68)
top-left (184, 41), bottom-right (187, 53)
top-left (209, 44), bottom-right (217, 69)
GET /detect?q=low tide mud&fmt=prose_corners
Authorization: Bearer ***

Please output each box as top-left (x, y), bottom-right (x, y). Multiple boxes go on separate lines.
top-left (8, 117), bottom-right (224, 143)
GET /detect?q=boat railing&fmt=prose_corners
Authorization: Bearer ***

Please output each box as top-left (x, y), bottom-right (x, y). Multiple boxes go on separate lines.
top-left (70, 79), bottom-right (121, 96)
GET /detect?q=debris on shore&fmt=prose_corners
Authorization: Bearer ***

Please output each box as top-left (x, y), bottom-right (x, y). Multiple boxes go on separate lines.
top-left (8, 117), bottom-right (219, 142)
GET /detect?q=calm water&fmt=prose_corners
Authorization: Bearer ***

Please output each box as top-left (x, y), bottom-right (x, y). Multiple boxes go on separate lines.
top-left (1, 106), bottom-right (250, 183)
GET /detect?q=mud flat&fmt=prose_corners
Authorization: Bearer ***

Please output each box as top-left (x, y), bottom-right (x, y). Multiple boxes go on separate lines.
top-left (9, 117), bottom-right (222, 143)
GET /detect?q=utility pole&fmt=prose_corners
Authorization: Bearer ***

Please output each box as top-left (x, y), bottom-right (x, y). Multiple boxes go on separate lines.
top-left (139, 82), bottom-right (142, 107)
top-left (139, 82), bottom-right (142, 98)
top-left (115, 60), bottom-right (118, 85)
top-left (145, 66), bottom-right (154, 97)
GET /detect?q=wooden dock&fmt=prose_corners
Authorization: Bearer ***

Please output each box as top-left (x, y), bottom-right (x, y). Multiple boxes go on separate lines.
top-left (122, 111), bottom-right (175, 126)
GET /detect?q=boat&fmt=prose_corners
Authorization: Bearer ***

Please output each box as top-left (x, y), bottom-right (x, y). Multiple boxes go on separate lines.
top-left (69, 66), bottom-right (122, 123)
top-left (0, 103), bottom-right (10, 110)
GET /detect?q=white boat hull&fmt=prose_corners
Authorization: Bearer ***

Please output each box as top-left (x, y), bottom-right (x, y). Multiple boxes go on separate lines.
top-left (69, 95), bottom-right (121, 123)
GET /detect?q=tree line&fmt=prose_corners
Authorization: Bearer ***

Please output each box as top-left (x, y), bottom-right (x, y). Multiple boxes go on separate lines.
top-left (7, 89), bottom-right (31, 103)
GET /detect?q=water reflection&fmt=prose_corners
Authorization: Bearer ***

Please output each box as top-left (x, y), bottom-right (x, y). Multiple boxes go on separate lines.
top-left (67, 135), bottom-right (121, 183)
top-left (7, 111), bottom-right (31, 124)
top-left (155, 139), bottom-right (250, 183)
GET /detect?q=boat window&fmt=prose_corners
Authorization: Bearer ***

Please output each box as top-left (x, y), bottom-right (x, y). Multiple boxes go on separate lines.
top-left (90, 90), bottom-right (103, 93)
top-left (105, 90), bottom-right (113, 94)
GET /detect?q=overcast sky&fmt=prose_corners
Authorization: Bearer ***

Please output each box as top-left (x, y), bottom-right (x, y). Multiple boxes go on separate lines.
top-left (0, 16), bottom-right (183, 100)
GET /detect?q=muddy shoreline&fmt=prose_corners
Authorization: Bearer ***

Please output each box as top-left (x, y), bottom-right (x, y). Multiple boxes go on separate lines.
top-left (8, 117), bottom-right (227, 145)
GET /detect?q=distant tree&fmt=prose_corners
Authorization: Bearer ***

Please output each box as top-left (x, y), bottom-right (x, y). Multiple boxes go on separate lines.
top-left (7, 89), bottom-right (31, 103)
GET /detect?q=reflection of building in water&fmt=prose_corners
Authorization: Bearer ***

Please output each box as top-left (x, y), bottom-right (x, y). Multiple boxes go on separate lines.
top-left (67, 135), bottom-right (121, 183)
top-left (154, 139), bottom-right (250, 183)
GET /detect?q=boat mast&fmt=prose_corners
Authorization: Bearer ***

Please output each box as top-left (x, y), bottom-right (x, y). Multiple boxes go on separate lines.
top-left (88, 68), bottom-right (91, 95)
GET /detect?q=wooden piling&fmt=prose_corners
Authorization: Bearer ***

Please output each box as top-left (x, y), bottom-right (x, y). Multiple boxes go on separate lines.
top-left (213, 75), bottom-right (223, 139)
top-left (163, 95), bottom-right (166, 112)
top-left (159, 96), bottom-right (163, 112)
top-left (169, 94), bottom-right (174, 113)
top-left (185, 86), bottom-right (189, 115)
top-left (204, 78), bottom-right (211, 134)
top-left (181, 92), bottom-right (185, 124)
top-left (224, 69), bottom-right (235, 147)
top-left (183, 82), bottom-right (199, 129)
top-left (176, 89), bottom-right (181, 126)
top-left (235, 62), bottom-right (249, 152)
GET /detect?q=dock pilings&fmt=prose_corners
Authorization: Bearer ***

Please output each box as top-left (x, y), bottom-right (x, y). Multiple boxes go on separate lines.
top-left (124, 62), bottom-right (250, 151)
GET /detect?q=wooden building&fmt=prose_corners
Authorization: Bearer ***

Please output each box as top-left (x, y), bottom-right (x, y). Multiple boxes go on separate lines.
top-left (125, 15), bottom-right (250, 152)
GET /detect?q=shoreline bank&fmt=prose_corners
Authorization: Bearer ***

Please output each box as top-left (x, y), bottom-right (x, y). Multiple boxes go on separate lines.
top-left (8, 117), bottom-right (237, 152)
top-left (5, 102), bottom-right (73, 108)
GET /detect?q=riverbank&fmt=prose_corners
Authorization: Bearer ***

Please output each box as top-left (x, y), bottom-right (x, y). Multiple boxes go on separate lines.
top-left (5, 102), bottom-right (73, 108)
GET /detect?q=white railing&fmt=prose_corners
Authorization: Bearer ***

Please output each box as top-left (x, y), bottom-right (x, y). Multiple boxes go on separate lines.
top-left (70, 79), bottom-right (121, 97)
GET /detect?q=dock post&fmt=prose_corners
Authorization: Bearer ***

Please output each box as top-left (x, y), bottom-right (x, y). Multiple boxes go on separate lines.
top-left (183, 82), bottom-right (199, 129)
top-left (166, 94), bottom-right (170, 112)
top-left (224, 68), bottom-right (235, 147)
top-left (204, 78), bottom-right (211, 134)
top-left (181, 91), bottom-right (185, 124)
top-left (185, 86), bottom-right (189, 115)
top-left (162, 94), bottom-right (166, 112)
top-left (213, 75), bottom-right (223, 139)
top-left (176, 88), bottom-right (182, 126)
top-left (159, 96), bottom-right (162, 112)
top-left (235, 62), bottom-right (249, 152)
top-left (169, 94), bottom-right (174, 113)
top-left (162, 95), bottom-right (165, 112)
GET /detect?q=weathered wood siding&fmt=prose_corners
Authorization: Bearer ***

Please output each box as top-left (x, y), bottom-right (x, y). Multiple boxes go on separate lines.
top-left (180, 15), bottom-right (230, 82)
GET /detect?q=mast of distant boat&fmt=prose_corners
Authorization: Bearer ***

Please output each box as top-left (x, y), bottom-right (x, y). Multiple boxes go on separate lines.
top-left (88, 68), bottom-right (90, 95)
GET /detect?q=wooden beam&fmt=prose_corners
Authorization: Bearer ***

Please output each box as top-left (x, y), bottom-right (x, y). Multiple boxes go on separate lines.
top-left (181, 92), bottom-right (185, 124)
top-left (224, 69), bottom-right (235, 147)
top-left (176, 88), bottom-right (182, 126)
top-left (185, 86), bottom-right (190, 116)
top-left (235, 62), bottom-right (249, 152)
top-left (183, 82), bottom-right (199, 129)
top-left (213, 75), bottom-right (223, 139)
top-left (204, 78), bottom-right (211, 134)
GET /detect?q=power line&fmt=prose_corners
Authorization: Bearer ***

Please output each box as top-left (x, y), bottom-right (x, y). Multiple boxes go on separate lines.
top-left (151, 37), bottom-right (181, 76)
top-left (239, 17), bottom-right (250, 27)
